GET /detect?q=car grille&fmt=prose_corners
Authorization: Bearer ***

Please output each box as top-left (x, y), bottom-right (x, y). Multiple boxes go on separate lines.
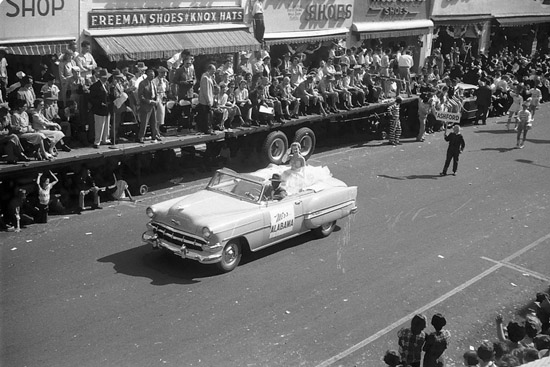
top-left (151, 222), bottom-right (206, 251)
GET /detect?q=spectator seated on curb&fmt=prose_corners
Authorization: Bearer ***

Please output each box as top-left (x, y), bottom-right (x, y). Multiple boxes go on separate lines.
top-left (75, 166), bottom-right (103, 214)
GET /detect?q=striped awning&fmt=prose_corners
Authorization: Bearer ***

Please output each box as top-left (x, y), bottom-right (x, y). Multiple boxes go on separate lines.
top-left (352, 19), bottom-right (434, 40)
top-left (265, 29), bottom-right (348, 46)
top-left (0, 40), bottom-right (74, 56)
top-left (496, 15), bottom-right (550, 27)
top-left (95, 29), bottom-right (260, 61)
top-left (431, 15), bottom-right (492, 26)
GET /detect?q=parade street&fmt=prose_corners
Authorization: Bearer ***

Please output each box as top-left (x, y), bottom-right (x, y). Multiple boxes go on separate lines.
top-left (1, 106), bottom-right (549, 367)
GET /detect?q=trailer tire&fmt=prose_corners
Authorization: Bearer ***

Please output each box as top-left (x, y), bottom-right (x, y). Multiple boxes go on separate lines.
top-left (293, 127), bottom-right (316, 160)
top-left (262, 131), bottom-right (288, 164)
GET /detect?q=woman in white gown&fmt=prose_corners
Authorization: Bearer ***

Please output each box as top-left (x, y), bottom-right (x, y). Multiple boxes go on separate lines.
top-left (280, 142), bottom-right (331, 195)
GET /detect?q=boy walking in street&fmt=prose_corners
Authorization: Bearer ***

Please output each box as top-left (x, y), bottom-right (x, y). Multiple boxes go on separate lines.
top-left (516, 102), bottom-right (532, 149)
top-left (440, 124), bottom-right (465, 176)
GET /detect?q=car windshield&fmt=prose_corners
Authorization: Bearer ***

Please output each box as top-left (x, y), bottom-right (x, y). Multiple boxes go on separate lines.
top-left (206, 171), bottom-right (265, 203)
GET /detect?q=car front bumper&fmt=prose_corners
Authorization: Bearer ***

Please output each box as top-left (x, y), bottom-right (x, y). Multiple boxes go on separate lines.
top-left (142, 230), bottom-right (222, 264)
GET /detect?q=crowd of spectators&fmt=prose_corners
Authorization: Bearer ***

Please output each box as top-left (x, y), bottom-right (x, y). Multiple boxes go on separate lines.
top-left (383, 290), bottom-right (550, 367)
top-left (1, 39), bottom-right (550, 231)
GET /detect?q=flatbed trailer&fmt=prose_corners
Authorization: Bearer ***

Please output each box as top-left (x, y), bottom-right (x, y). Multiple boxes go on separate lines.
top-left (0, 97), bottom-right (419, 193)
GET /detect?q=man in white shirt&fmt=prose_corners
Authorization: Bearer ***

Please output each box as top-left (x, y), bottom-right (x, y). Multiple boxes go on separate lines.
top-left (397, 50), bottom-right (414, 96)
top-left (76, 41), bottom-right (97, 82)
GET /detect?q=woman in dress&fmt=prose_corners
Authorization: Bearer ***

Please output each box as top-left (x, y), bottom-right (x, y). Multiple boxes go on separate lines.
top-left (280, 142), bottom-right (331, 195)
top-left (10, 99), bottom-right (53, 160)
top-left (31, 99), bottom-right (71, 152)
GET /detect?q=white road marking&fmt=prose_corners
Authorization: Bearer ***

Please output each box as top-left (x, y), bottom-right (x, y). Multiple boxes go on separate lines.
top-left (315, 232), bottom-right (550, 367)
top-left (481, 257), bottom-right (550, 282)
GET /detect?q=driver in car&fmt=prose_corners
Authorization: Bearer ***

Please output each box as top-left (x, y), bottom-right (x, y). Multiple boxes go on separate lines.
top-left (264, 173), bottom-right (287, 201)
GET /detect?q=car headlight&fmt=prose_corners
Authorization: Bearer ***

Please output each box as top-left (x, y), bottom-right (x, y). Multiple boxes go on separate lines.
top-left (202, 227), bottom-right (212, 239)
top-left (146, 207), bottom-right (155, 218)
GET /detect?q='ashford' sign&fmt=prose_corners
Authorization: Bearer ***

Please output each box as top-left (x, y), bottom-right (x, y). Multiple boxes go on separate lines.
top-left (88, 7), bottom-right (244, 29)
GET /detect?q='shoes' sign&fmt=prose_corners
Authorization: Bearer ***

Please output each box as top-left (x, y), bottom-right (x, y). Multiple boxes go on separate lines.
top-left (88, 8), bottom-right (244, 29)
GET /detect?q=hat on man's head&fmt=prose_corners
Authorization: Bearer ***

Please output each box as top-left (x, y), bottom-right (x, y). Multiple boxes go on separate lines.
top-left (270, 173), bottom-right (282, 182)
top-left (16, 71), bottom-right (26, 79)
top-left (136, 62), bottom-right (148, 70)
top-left (111, 69), bottom-right (125, 79)
top-left (157, 66), bottom-right (168, 73)
top-left (97, 68), bottom-right (111, 79)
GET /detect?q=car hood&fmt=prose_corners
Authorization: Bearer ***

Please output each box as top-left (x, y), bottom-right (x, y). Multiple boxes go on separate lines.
top-left (153, 190), bottom-right (260, 232)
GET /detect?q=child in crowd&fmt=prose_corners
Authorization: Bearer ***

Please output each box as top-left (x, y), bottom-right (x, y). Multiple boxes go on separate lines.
top-left (383, 349), bottom-right (403, 367)
top-left (36, 171), bottom-right (58, 223)
top-left (506, 87), bottom-right (523, 131)
top-left (463, 350), bottom-right (479, 366)
top-left (440, 124), bottom-right (465, 176)
top-left (516, 102), bottom-right (532, 149)
top-left (422, 313), bottom-right (451, 367)
top-left (476, 340), bottom-right (496, 367)
top-left (398, 314), bottom-right (427, 367)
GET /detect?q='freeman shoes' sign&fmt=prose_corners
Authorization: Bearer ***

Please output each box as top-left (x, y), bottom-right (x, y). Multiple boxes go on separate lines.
top-left (88, 7), bottom-right (245, 29)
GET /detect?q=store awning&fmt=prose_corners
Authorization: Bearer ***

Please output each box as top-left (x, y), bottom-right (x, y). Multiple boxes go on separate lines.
top-left (94, 29), bottom-right (260, 61)
top-left (431, 15), bottom-right (492, 26)
top-left (496, 15), bottom-right (550, 27)
top-left (351, 19), bottom-right (434, 40)
top-left (264, 29), bottom-right (348, 46)
top-left (0, 39), bottom-right (75, 56)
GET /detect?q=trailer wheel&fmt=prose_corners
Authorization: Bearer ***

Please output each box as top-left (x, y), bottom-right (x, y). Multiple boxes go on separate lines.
top-left (293, 127), bottom-right (316, 160)
top-left (262, 131), bottom-right (288, 164)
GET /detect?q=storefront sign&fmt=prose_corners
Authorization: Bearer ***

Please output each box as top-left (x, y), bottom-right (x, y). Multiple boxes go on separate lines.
top-left (264, 0), bottom-right (353, 34)
top-left (0, 0), bottom-right (79, 42)
top-left (88, 7), bottom-right (244, 29)
top-left (354, 0), bottom-right (428, 23)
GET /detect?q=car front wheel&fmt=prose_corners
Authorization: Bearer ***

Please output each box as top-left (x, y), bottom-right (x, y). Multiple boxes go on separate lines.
top-left (312, 221), bottom-right (336, 238)
top-left (216, 240), bottom-right (242, 273)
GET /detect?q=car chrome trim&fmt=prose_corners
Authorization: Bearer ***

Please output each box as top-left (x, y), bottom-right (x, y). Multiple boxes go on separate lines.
top-left (150, 222), bottom-right (207, 251)
top-left (305, 201), bottom-right (356, 220)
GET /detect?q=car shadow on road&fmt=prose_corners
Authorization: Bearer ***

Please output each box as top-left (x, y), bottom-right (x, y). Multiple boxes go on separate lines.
top-left (97, 245), bottom-right (222, 285)
top-left (97, 227), bottom-right (341, 283)
top-left (241, 228), bottom-right (341, 266)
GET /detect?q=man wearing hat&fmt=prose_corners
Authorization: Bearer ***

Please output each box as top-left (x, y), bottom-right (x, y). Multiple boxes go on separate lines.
top-left (76, 40), bottom-right (97, 82)
top-left (137, 69), bottom-right (160, 143)
top-left (318, 74), bottom-right (339, 113)
top-left (40, 73), bottom-right (60, 101)
top-left (473, 78), bottom-right (492, 125)
top-left (264, 173), bottom-right (287, 201)
top-left (109, 69), bottom-right (129, 144)
top-left (172, 56), bottom-right (196, 129)
top-left (89, 68), bottom-right (111, 148)
top-left (152, 66), bottom-right (169, 130)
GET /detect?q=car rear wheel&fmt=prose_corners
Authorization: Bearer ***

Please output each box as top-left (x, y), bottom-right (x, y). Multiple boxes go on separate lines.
top-left (312, 221), bottom-right (336, 238)
top-left (262, 131), bottom-right (288, 164)
top-left (216, 240), bottom-right (242, 273)
top-left (293, 127), bottom-right (316, 160)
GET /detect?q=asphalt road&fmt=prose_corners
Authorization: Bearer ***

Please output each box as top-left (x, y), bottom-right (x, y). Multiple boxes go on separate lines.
top-left (1, 104), bottom-right (549, 367)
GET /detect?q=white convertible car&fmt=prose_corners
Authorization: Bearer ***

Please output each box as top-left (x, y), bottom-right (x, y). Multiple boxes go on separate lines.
top-left (142, 166), bottom-right (358, 272)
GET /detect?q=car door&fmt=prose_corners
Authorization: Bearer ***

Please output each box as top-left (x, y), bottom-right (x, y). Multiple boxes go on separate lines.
top-left (261, 194), bottom-right (305, 246)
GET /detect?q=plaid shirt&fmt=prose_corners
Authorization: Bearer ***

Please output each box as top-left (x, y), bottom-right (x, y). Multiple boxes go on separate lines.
top-left (423, 330), bottom-right (451, 363)
top-left (398, 327), bottom-right (426, 364)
